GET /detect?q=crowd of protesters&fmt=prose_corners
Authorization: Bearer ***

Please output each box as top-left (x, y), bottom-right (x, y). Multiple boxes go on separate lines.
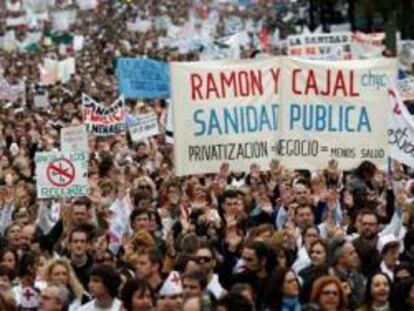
top-left (1, 0), bottom-right (414, 311)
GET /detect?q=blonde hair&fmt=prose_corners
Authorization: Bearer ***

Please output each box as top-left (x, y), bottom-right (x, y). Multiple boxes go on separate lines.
top-left (43, 258), bottom-right (85, 299)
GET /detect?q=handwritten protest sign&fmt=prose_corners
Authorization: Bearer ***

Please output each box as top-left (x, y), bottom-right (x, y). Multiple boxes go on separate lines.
top-left (76, 0), bottom-right (97, 10)
top-left (35, 151), bottom-right (88, 198)
top-left (351, 32), bottom-right (385, 59)
top-left (53, 10), bottom-right (77, 31)
top-left (129, 113), bottom-right (160, 142)
top-left (116, 58), bottom-right (170, 99)
top-left (0, 78), bottom-right (25, 104)
top-left (83, 94), bottom-right (126, 136)
top-left (397, 76), bottom-right (414, 101)
top-left (33, 91), bottom-right (49, 108)
top-left (171, 58), bottom-right (282, 175)
top-left (388, 89), bottom-right (414, 167)
top-left (287, 33), bottom-right (352, 60)
top-left (61, 125), bottom-right (88, 152)
top-left (171, 57), bottom-right (397, 175)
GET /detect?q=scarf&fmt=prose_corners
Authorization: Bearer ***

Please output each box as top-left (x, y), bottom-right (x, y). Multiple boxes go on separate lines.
top-left (282, 297), bottom-right (301, 311)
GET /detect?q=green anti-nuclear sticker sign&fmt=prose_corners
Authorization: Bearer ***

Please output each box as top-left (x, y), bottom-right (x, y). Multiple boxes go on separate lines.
top-left (35, 151), bottom-right (88, 198)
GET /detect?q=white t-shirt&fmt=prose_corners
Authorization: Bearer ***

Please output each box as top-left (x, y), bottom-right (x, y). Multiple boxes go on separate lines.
top-left (77, 298), bottom-right (122, 311)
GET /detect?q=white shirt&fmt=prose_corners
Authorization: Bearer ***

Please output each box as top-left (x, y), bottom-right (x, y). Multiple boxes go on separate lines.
top-left (207, 274), bottom-right (226, 299)
top-left (77, 298), bottom-right (122, 311)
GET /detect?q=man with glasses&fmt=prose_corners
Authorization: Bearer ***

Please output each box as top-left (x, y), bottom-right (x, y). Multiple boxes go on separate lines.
top-left (195, 244), bottom-right (226, 300)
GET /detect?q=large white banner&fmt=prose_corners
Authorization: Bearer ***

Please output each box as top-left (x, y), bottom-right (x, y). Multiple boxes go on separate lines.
top-left (280, 57), bottom-right (396, 170)
top-left (171, 57), bottom-right (397, 175)
top-left (388, 89), bottom-right (414, 167)
top-left (171, 58), bottom-right (282, 175)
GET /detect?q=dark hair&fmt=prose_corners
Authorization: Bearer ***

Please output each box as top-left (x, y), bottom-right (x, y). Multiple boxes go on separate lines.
top-left (0, 264), bottom-right (15, 282)
top-left (364, 272), bottom-right (391, 307)
top-left (129, 208), bottom-right (151, 225)
top-left (216, 293), bottom-right (253, 311)
top-left (354, 161), bottom-right (377, 180)
top-left (182, 270), bottom-right (208, 290)
top-left (72, 197), bottom-right (92, 210)
top-left (0, 248), bottom-right (18, 269)
top-left (139, 248), bottom-right (163, 272)
top-left (121, 278), bottom-right (154, 311)
top-left (69, 225), bottom-right (91, 243)
top-left (18, 252), bottom-right (37, 278)
top-left (357, 209), bottom-right (379, 223)
top-left (265, 268), bottom-right (299, 311)
top-left (130, 189), bottom-right (153, 208)
top-left (244, 241), bottom-right (269, 262)
top-left (222, 189), bottom-right (242, 201)
top-left (90, 264), bottom-right (121, 298)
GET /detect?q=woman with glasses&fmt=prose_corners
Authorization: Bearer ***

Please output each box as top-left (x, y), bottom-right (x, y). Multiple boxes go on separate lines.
top-left (310, 276), bottom-right (348, 311)
top-left (357, 272), bottom-right (392, 311)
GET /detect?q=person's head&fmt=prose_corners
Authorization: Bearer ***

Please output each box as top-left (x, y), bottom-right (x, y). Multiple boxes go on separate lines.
top-left (293, 183), bottom-right (310, 206)
top-left (157, 293), bottom-right (183, 311)
top-left (182, 297), bottom-right (212, 311)
top-left (222, 189), bottom-right (244, 216)
top-left (18, 252), bottom-right (38, 285)
top-left (71, 197), bottom-right (91, 226)
top-left (310, 239), bottom-right (328, 267)
top-left (354, 161), bottom-right (377, 181)
top-left (230, 283), bottom-right (256, 307)
top-left (134, 248), bottom-right (162, 281)
top-left (43, 258), bottom-right (85, 299)
top-left (303, 225), bottom-right (320, 250)
top-left (4, 222), bottom-right (22, 248)
top-left (331, 239), bottom-right (359, 270)
top-left (182, 270), bottom-right (208, 300)
top-left (195, 244), bottom-right (216, 276)
top-left (40, 285), bottom-right (70, 311)
top-left (310, 276), bottom-right (347, 311)
top-left (358, 209), bottom-right (379, 240)
top-left (241, 241), bottom-right (268, 274)
top-left (68, 226), bottom-right (90, 259)
top-left (295, 205), bottom-right (315, 229)
top-left (0, 264), bottom-right (15, 292)
top-left (131, 188), bottom-right (153, 210)
top-left (19, 224), bottom-right (37, 251)
top-left (89, 264), bottom-right (121, 300)
top-left (121, 278), bottom-right (154, 311)
top-left (379, 238), bottom-right (401, 269)
top-left (130, 208), bottom-right (151, 231)
top-left (215, 293), bottom-right (253, 311)
top-left (0, 248), bottom-right (18, 271)
top-left (364, 273), bottom-right (391, 307)
top-left (265, 268), bottom-right (300, 310)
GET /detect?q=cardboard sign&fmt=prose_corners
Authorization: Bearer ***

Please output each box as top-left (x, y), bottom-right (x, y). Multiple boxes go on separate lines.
top-left (388, 89), bottom-right (414, 167)
top-left (287, 32), bottom-right (352, 60)
top-left (35, 151), bottom-right (88, 198)
top-left (129, 113), bottom-right (160, 142)
top-left (0, 78), bottom-right (25, 103)
top-left (82, 94), bottom-right (126, 136)
top-left (61, 125), bottom-right (88, 152)
top-left (171, 57), bottom-right (397, 175)
top-left (33, 91), bottom-right (49, 108)
top-left (397, 76), bottom-right (414, 101)
top-left (116, 58), bottom-right (170, 99)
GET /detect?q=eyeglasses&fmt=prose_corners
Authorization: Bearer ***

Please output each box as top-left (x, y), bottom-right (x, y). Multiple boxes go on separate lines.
top-left (321, 290), bottom-right (339, 297)
top-left (196, 256), bottom-right (212, 264)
